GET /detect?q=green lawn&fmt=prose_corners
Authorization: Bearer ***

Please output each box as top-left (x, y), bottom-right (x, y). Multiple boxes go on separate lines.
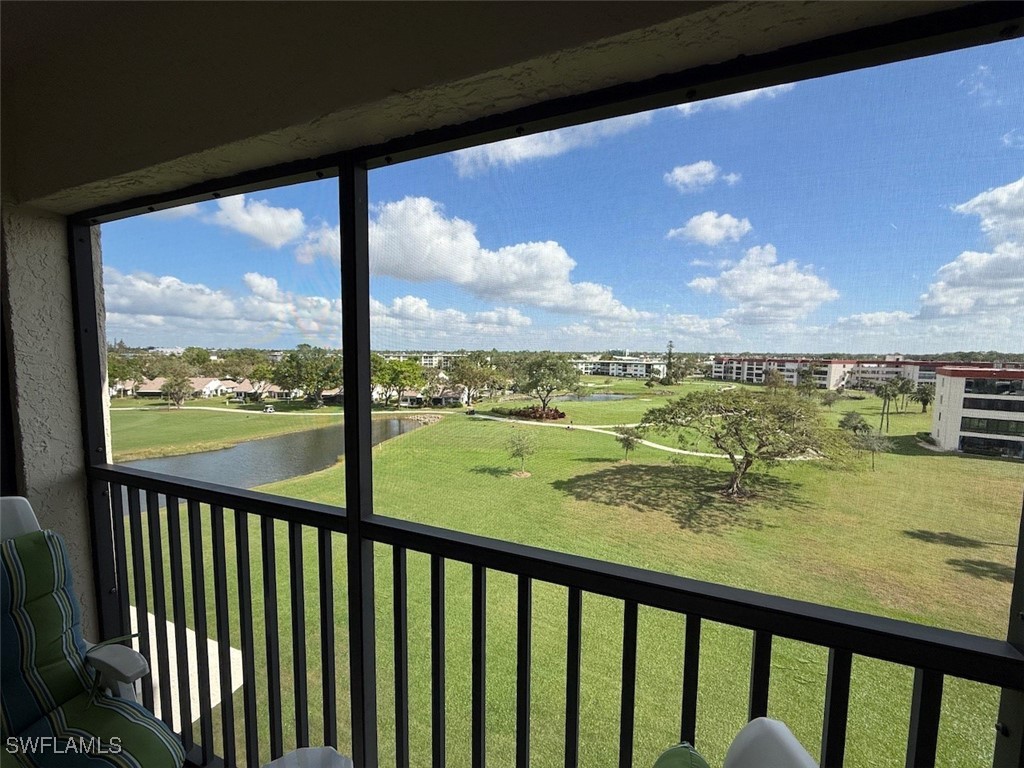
top-left (125, 385), bottom-right (1020, 767)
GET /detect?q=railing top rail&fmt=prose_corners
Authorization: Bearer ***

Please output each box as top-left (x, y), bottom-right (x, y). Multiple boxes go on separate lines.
top-left (91, 464), bottom-right (347, 532)
top-left (367, 515), bottom-right (1024, 690)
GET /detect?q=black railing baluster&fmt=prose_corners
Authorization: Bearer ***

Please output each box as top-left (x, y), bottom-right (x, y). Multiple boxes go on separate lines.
top-left (431, 554), bottom-right (446, 768)
top-left (516, 576), bottom-right (533, 768)
top-left (906, 668), bottom-right (943, 768)
top-left (319, 529), bottom-right (338, 749)
top-left (393, 547), bottom-right (410, 768)
top-left (165, 496), bottom-right (193, 752)
top-left (235, 510), bottom-right (260, 766)
top-left (680, 614), bottom-right (701, 746)
top-left (110, 484), bottom-right (131, 639)
top-left (565, 588), bottom-right (582, 768)
top-left (289, 522), bottom-right (309, 747)
top-left (210, 505), bottom-right (235, 767)
top-left (145, 490), bottom-right (173, 726)
top-left (821, 648), bottom-right (852, 768)
top-left (262, 516), bottom-right (284, 759)
top-left (126, 487), bottom-right (154, 709)
top-left (748, 630), bottom-right (773, 720)
top-left (186, 499), bottom-right (214, 764)
top-left (472, 564), bottom-right (487, 768)
top-left (619, 601), bottom-right (638, 768)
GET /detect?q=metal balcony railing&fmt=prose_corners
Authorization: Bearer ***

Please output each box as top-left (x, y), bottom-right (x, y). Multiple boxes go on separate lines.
top-left (89, 463), bottom-right (1023, 768)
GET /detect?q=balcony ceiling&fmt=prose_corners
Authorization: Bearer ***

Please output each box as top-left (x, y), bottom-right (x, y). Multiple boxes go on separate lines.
top-left (1, 1), bottom-right (974, 214)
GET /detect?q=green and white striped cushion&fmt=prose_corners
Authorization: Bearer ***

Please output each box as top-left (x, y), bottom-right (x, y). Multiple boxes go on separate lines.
top-left (1, 530), bottom-right (184, 767)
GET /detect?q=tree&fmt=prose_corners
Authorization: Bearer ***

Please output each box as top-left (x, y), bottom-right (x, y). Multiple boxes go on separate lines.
top-left (160, 374), bottom-right (192, 408)
top-left (911, 383), bottom-right (936, 413)
top-left (892, 375), bottom-right (915, 413)
top-left (180, 346), bottom-right (211, 374)
top-left (421, 366), bottom-right (446, 405)
top-left (106, 349), bottom-right (140, 394)
top-left (514, 353), bottom-right (579, 413)
top-left (855, 429), bottom-right (894, 471)
top-left (874, 382), bottom-right (897, 432)
top-left (839, 410), bottom-right (870, 435)
top-left (764, 368), bottom-right (786, 395)
top-left (450, 357), bottom-right (492, 406)
top-left (796, 368), bottom-right (818, 398)
top-left (375, 358), bottom-right (424, 406)
top-left (273, 344), bottom-right (343, 407)
top-left (641, 388), bottom-right (846, 496)
top-left (614, 426), bottom-right (642, 461)
top-left (819, 390), bottom-right (842, 410)
top-left (248, 362), bottom-right (276, 402)
top-left (664, 340), bottom-right (675, 384)
top-left (506, 429), bottom-right (537, 475)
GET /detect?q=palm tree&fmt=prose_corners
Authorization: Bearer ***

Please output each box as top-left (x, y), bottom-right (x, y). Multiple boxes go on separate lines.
top-left (911, 383), bottom-right (936, 413)
top-left (874, 382), bottom-right (896, 432)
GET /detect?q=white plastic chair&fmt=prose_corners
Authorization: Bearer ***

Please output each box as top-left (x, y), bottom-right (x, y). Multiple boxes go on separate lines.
top-left (0, 495), bottom-right (150, 699)
top-left (722, 718), bottom-right (817, 768)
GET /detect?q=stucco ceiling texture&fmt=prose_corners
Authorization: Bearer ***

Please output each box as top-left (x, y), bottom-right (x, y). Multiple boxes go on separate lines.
top-left (2, 1), bottom-right (969, 213)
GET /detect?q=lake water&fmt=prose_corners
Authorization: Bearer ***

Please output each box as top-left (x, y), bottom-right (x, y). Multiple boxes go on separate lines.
top-left (123, 417), bottom-right (421, 489)
top-left (552, 393), bottom-right (631, 402)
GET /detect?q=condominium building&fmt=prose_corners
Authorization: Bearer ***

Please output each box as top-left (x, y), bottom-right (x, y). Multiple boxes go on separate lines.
top-left (571, 357), bottom-right (667, 379)
top-left (711, 356), bottom-right (1022, 391)
top-left (932, 368), bottom-right (1024, 459)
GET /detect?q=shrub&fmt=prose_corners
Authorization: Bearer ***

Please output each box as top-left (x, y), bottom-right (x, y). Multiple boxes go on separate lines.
top-left (509, 405), bottom-right (566, 420)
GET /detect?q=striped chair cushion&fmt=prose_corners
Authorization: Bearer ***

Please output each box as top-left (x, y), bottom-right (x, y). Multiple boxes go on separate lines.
top-left (1, 530), bottom-right (184, 767)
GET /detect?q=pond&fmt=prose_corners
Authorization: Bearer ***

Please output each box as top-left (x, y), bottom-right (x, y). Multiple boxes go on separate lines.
top-left (552, 393), bottom-right (632, 402)
top-left (123, 417), bottom-right (422, 490)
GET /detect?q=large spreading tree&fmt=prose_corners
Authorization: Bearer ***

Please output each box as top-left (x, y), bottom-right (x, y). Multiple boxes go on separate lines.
top-left (641, 388), bottom-right (846, 496)
top-left (514, 353), bottom-right (580, 413)
top-left (273, 344), bottom-right (343, 407)
top-left (450, 355), bottom-right (493, 406)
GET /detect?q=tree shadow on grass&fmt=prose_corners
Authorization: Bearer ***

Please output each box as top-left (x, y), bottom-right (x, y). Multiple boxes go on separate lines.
top-left (903, 530), bottom-right (986, 549)
top-left (470, 465), bottom-right (512, 478)
top-left (551, 464), bottom-right (808, 535)
top-left (946, 559), bottom-right (1015, 583)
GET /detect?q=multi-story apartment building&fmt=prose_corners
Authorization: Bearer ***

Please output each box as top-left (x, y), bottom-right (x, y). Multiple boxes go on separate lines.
top-left (383, 351), bottom-right (467, 369)
top-left (932, 368), bottom-right (1024, 459)
top-left (711, 356), bottom-right (1023, 391)
top-left (710, 357), bottom-right (858, 389)
top-left (571, 357), bottom-right (667, 379)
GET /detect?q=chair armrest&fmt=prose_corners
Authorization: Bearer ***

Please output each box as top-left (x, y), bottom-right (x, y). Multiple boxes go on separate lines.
top-left (86, 643), bottom-right (149, 684)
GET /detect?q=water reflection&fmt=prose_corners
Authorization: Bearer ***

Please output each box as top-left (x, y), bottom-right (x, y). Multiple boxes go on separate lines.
top-left (123, 418), bottom-right (420, 489)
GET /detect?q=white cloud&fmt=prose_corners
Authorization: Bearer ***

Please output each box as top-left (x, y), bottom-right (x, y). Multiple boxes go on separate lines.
top-left (451, 113), bottom-right (652, 176)
top-left (296, 223), bottom-right (341, 264)
top-left (675, 84), bottom-right (795, 116)
top-left (208, 194), bottom-right (306, 248)
top-left (960, 64), bottom-right (1000, 107)
top-left (952, 176), bottom-right (1024, 243)
top-left (836, 310), bottom-right (914, 327)
top-left (688, 244), bottom-right (838, 325)
top-left (367, 196), bottom-right (646, 321)
top-left (371, 296), bottom-right (533, 348)
top-left (918, 241), bottom-right (1024, 318)
top-left (663, 161), bottom-right (741, 193)
top-left (1002, 130), bottom-right (1024, 149)
top-left (669, 211), bottom-right (752, 246)
top-left (104, 267), bottom-right (237, 319)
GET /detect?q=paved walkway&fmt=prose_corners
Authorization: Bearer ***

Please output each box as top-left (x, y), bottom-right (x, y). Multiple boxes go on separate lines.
top-left (471, 414), bottom-right (729, 459)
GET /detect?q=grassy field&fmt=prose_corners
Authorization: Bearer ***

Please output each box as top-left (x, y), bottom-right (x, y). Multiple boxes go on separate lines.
top-left (123, 385), bottom-right (1021, 767)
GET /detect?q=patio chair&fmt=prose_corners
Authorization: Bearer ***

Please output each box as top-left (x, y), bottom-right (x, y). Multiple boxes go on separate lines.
top-left (654, 717), bottom-right (816, 768)
top-left (1, 496), bottom-right (185, 767)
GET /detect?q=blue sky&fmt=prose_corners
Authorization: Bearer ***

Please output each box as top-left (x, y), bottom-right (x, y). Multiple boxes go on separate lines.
top-left (103, 40), bottom-right (1023, 354)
